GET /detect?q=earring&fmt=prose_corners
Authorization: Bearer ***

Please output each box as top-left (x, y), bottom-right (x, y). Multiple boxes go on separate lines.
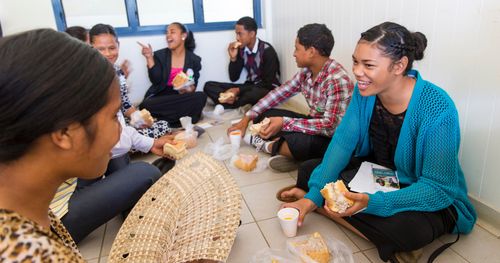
top-left (182, 37), bottom-right (185, 40)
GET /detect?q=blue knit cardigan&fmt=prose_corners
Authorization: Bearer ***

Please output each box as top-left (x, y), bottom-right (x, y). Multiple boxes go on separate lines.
top-left (305, 70), bottom-right (476, 234)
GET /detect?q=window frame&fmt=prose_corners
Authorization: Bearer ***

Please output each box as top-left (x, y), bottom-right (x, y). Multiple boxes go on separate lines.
top-left (51, 0), bottom-right (262, 36)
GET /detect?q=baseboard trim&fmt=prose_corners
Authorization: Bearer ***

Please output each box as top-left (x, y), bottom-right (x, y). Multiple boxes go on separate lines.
top-left (468, 194), bottom-right (500, 238)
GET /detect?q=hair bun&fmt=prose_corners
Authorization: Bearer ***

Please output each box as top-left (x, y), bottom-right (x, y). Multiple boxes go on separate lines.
top-left (412, 32), bottom-right (427, 61)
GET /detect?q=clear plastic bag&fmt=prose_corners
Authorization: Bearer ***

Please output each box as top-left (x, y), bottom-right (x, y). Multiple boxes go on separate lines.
top-left (203, 137), bottom-right (233, 161)
top-left (174, 130), bottom-right (198, 149)
top-left (286, 233), bottom-right (354, 263)
top-left (250, 248), bottom-right (300, 263)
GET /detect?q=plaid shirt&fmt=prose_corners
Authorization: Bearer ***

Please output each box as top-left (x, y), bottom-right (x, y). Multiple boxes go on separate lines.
top-left (246, 59), bottom-right (353, 137)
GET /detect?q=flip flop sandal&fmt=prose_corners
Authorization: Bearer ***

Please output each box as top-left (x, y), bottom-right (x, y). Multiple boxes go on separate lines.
top-left (276, 184), bottom-right (299, 203)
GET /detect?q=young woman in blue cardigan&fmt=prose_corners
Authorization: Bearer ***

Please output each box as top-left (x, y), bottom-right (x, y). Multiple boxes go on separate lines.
top-left (281, 22), bottom-right (476, 262)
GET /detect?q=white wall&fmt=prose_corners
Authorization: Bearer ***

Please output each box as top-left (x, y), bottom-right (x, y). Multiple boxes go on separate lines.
top-left (268, 0), bottom-right (500, 212)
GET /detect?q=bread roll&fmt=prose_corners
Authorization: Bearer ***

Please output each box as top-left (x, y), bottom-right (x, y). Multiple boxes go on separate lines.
top-left (163, 141), bottom-right (187, 160)
top-left (234, 153), bottom-right (258, 172)
top-left (172, 71), bottom-right (189, 88)
top-left (249, 117), bottom-right (270, 135)
top-left (218, 91), bottom-right (235, 103)
top-left (320, 180), bottom-right (354, 213)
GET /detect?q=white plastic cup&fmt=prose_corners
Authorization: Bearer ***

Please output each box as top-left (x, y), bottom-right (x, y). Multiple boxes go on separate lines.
top-left (214, 104), bottom-right (225, 116)
top-left (277, 207), bottom-right (299, 237)
top-left (179, 116), bottom-right (192, 130)
top-left (229, 130), bottom-right (242, 152)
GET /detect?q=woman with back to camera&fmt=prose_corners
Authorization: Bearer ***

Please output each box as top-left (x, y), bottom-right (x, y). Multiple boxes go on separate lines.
top-left (0, 29), bottom-right (120, 261)
top-left (281, 22), bottom-right (476, 262)
top-left (138, 22), bottom-right (207, 127)
top-left (90, 23), bottom-right (171, 138)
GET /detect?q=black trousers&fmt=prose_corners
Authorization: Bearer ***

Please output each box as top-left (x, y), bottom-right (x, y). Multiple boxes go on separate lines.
top-left (254, 109), bottom-right (331, 161)
top-left (296, 158), bottom-right (457, 262)
top-left (140, 91), bottom-right (207, 127)
top-left (203, 81), bottom-right (270, 109)
top-left (62, 155), bottom-right (163, 243)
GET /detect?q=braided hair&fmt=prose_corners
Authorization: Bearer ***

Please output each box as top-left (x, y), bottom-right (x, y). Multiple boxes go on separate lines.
top-left (360, 22), bottom-right (427, 74)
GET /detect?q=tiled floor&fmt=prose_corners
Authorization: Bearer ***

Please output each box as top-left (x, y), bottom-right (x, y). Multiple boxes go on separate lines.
top-left (77, 107), bottom-right (500, 263)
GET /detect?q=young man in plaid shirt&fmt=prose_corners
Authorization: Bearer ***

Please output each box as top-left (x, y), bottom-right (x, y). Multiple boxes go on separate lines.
top-left (228, 23), bottom-right (354, 172)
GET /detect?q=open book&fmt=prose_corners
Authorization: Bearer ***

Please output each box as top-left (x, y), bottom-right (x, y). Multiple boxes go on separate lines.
top-left (348, 161), bottom-right (400, 194)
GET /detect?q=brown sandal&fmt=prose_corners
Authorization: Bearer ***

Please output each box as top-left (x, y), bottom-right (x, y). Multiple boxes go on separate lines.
top-left (276, 185), bottom-right (299, 203)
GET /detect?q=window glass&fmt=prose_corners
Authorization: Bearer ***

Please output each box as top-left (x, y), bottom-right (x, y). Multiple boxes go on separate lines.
top-left (62, 0), bottom-right (128, 28)
top-left (136, 0), bottom-right (194, 26)
top-left (202, 0), bottom-right (253, 23)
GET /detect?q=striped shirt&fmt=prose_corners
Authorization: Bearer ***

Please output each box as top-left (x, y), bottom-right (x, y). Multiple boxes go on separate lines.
top-left (246, 59), bottom-right (353, 137)
top-left (49, 178), bottom-right (77, 218)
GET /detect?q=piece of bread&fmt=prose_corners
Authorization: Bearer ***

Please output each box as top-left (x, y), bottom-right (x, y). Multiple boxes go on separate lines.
top-left (163, 141), bottom-right (187, 160)
top-left (320, 180), bottom-right (354, 213)
top-left (218, 91), bottom-right (235, 103)
top-left (234, 153), bottom-right (258, 172)
top-left (289, 232), bottom-right (330, 263)
top-left (139, 109), bottom-right (154, 126)
top-left (249, 117), bottom-right (270, 135)
top-left (233, 41), bottom-right (242, 49)
top-left (172, 71), bottom-right (189, 88)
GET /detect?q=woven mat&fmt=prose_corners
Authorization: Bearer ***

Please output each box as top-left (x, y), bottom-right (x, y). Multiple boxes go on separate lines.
top-left (109, 152), bottom-right (241, 263)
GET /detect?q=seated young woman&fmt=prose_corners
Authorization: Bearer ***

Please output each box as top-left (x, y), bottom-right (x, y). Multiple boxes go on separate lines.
top-left (89, 24), bottom-right (171, 138)
top-left (138, 22), bottom-right (207, 127)
top-left (280, 22), bottom-right (477, 262)
top-left (0, 29), bottom-right (120, 261)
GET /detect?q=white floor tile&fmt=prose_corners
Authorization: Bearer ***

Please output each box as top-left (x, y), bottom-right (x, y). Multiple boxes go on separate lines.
top-left (353, 251), bottom-right (371, 263)
top-left (99, 256), bottom-right (108, 263)
top-left (339, 225), bottom-right (375, 251)
top-left (100, 216), bottom-right (124, 257)
top-left (226, 223), bottom-right (269, 263)
top-left (440, 225), bottom-right (500, 263)
top-left (363, 248), bottom-right (384, 262)
top-left (86, 258), bottom-right (99, 263)
top-left (419, 239), bottom-right (468, 263)
top-left (240, 198), bottom-right (255, 225)
top-left (241, 178), bottom-right (296, 221)
top-left (77, 223), bottom-right (105, 260)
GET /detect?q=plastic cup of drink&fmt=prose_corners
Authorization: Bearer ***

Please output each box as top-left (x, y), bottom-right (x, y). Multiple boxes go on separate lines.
top-left (277, 207), bottom-right (299, 237)
top-left (229, 130), bottom-right (242, 151)
top-left (214, 104), bottom-right (224, 115)
top-left (179, 116), bottom-right (192, 130)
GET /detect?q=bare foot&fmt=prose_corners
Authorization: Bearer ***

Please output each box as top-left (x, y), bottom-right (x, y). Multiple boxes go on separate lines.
top-left (281, 187), bottom-right (306, 200)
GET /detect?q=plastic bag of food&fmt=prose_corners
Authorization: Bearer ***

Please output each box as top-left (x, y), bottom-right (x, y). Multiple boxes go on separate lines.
top-left (203, 137), bottom-right (233, 161)
top-left (174, 130), bottom-right (198, 149)
top-left (286, 232), bottom-right (353, 263)
top-left (250, 248), bottom-right (300, 263)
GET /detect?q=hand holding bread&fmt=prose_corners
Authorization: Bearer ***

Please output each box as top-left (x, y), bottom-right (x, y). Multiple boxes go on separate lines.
top-left (258, 117), bottom-right (284, 139)
top-left (218, 91), bottom-right (235, 103)
top-left (249, 117), bottom-right (270, 135)
top-left (163, 140), bottom-right (188, 160)
top-left (228, 41), bottom-right (242, 61)
top-left (321, 180), bottom-right (369, 217)
top-left (320, 180), bottom-right (353, 213)
top-left (130, 109), bottom-right (154, 128)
